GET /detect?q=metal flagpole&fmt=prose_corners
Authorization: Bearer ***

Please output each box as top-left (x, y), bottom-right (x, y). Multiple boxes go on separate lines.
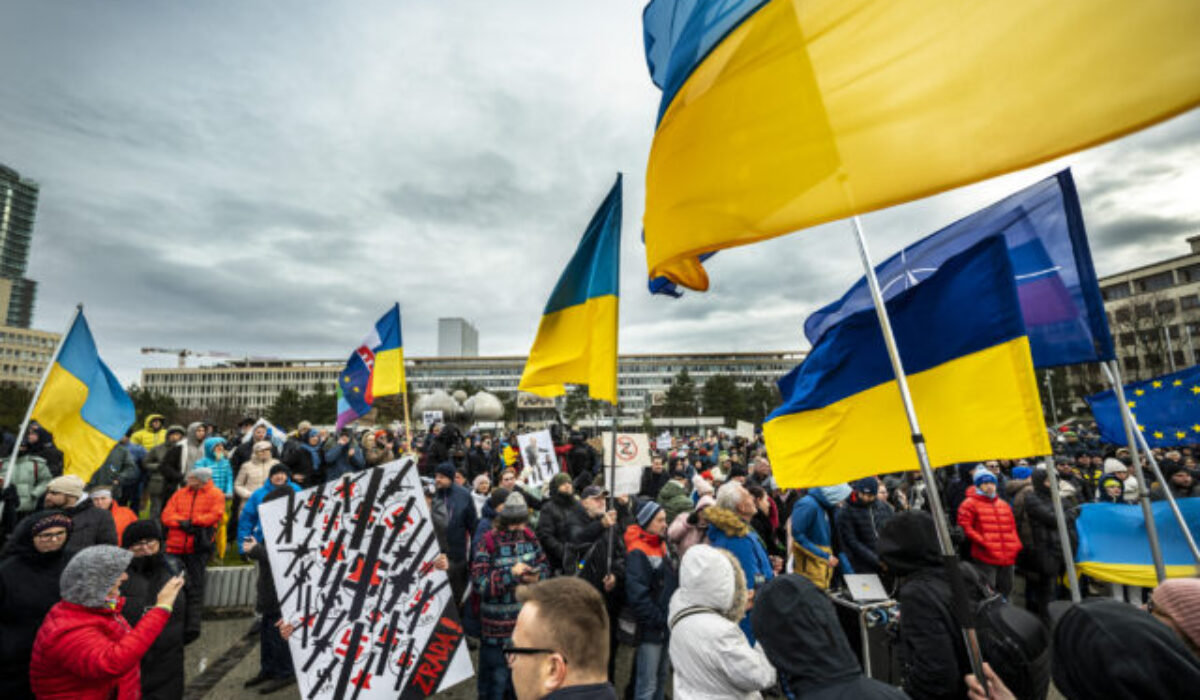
top-left (848, 217), bottom-right (990, 692)
top-left (0, 304), bottom-right (82, 524)
top-left (1163, 327), bottom-right (1178, 373)
top-left (1041, 457), bottom-right (1082, 602)
top-left (606, 399), bottom-right (618, 576)
top-left (1130, 426), bottom-right (1200, 566)
top-left (1101, 361), bottom-right (1168, 583)
top-left (1186, 323), bottom-right (1197, 367)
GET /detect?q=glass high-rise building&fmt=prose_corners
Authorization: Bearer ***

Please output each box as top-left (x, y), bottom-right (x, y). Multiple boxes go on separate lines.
top-left (0, 164), bottom-right (39, 327)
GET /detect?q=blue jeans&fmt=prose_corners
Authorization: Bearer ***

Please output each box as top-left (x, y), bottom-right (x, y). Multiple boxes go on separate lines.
top-left (634, 642), bottom-right (668, 700)
top-left (477, 642), bottom-right (514, 700)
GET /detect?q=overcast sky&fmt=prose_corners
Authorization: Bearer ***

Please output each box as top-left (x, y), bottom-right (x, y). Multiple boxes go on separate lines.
top-left (3, 1), bottom-right (1198, 386)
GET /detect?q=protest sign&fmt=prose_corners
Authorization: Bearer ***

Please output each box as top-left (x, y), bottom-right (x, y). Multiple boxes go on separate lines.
top-left (656, 431), bottom-right (672, 451)
top-left (261, 458), bottom-right (473, 699)
top-left (736, 420), bottom-right (755, 441)
top-left (610, 465), bottom-right (643, 497)
top-left (600, 432), bottom-right (652, 469)
top-left (517, 429), bottom-right (558, 485)
top-left (421, 411), bottom-right (443, 429)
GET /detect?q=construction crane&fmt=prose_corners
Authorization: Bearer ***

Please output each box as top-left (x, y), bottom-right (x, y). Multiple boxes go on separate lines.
top-left (140, 347), bottom-right (233, 368)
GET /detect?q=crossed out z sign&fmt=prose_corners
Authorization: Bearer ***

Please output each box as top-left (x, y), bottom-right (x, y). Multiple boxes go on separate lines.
top-left (261, 458), bottom-right (473, 699)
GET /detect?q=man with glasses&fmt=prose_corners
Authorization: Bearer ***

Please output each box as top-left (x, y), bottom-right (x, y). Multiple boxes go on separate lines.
top-left (508, 577), bottom-right (617, 699)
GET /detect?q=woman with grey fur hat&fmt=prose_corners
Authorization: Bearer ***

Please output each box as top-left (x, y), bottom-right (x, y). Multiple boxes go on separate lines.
top-left (29, 544), bottom-right (184, 699)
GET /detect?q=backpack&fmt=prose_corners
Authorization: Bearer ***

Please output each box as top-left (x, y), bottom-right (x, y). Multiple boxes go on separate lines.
top-left (971, 582), bottom-right (1051, 699)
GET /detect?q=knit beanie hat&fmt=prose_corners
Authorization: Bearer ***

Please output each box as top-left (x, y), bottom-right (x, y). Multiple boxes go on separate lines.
top-left (852, 477), bottom-right (879, 494)
top-left (166, 424), bottom-right (186, 437)
top-left (60, 545), bottom-right (133, 608)
top-left (1104, 458), bottom-right (1128, 475)
top-left (46, 475), bottom-right (84, 499)
top-left (499, 491), bottom-right (529, 524)
top-left (487, 487), bottom-right (511, 510)
top-left (819, 483), bottom-right (852, 504)
top-left (189, 467), bottom-right (213, 483)
top-left (268, 463), bottom-right (290, 479)
top-left (974, 469), bottom-right (997, 487)
top-left (435, 462), bottom-right (457, 480)
top-left (122, 519), bottom-right (163, 548)
top-left (1012, 466), bottom-right (1033, 480)
top-left (30, 512), bottom-right (73, 537)
top-left (1152, 579), bottom-right (1200, 650)
top-left (549, 472), bottom-right (572, 493)
top-left (637, 500), bottom-right (663, 528)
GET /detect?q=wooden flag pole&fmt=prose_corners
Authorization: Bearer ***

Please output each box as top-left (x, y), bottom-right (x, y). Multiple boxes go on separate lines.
top-left (848, 217), bottom-right (990, 695)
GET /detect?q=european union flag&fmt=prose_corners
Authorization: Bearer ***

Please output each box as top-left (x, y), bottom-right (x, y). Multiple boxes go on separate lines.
top-left (1086, 365), bottom-right (1200, 448)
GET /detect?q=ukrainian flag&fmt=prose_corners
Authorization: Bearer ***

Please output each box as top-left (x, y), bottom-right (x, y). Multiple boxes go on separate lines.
top-left (764, 237), bottom-right (1050, 488)
top-left (642, 0), bottom-right (1200, 291)
top-left (519, 175), bottom-right (621, 404)
top-left (1075, 500), bottom-right (1200, 587)
top-left (31, 312), bottom-right (135, 481)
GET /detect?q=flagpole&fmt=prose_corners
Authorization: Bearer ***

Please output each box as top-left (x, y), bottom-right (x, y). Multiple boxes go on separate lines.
top-left (606, 398), bottom-right (618, 576)
top-left (401, 384), bottom-right (414, 457)
top-left (1101, 361), bottom-right (1168, 582)
top-left (847, 217), bottom-right (990, 692)
top-left (1041, 456), bottom-right (1082, 602)
top-left (0, 303), bottom-right (83, 523)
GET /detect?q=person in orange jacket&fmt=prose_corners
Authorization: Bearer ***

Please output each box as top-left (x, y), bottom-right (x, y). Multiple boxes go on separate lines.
top-left (89, 486), bottom-right (137, 543)
top-left (161, 467), bottom-right (225, 643)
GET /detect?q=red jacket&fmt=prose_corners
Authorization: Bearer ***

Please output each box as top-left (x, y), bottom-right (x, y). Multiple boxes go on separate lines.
top-left (30, 599), bottom-right (169, 700)
top-left (957, 487), bottom-right (1022, 566)
top-left (161, 482), bottom-right (225, 554)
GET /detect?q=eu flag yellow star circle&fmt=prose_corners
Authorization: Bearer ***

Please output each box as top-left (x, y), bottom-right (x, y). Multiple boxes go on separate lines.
top-left (1152, 381), bottom-right (1163, 389)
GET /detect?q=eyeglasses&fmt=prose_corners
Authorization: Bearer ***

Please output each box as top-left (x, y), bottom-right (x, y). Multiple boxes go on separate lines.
top-left (34, 530), bottom-right (67, 541)
top-left (504, 642), bottom-right (559, 666)
top-left (129, 540), bottom-right (159, 550)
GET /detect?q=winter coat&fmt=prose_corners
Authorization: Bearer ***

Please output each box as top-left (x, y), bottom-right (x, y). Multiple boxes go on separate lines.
top-left (104, 503), bottom-right (138, 543)
top-left (322, 439), bottom-right (366, 481)
top-left (21, 425), bottom-right (63, 477)
top-left (180, 422), bottom-right (207, 474)
top-left (835, 494), bottom-right (893, 574)
top-left (706, 505), bottom-right (774, 644)
top-left (639, 468), bottom-right (670, 500)
top-left (467, 446), bottom-right (502, 481)
top-left (120, 554), bottom-right (186, 700)
top-left (0, 510), bottom-right (72, 699)
top-left (30, 599), bottom-right (170, 700)
top-left (229, 435), bottom-right (279, 477)
top-left (144, 438), bottom-right (183, 500)
top-left (237, 480), bottom-right (302, 552)
top-left (1151, 479), bottom-right (1200, 501)
top-left (470, 525), bottom-right (549, 643)
top-left (668, 545), bottom-right (775, 700)
top-left (435, 483), bottom-right (479, 563)
top-left (667, 510), bottom-right (708, 561)
top-left (282, 435), bottom-right (323, 485)
top-left (129, 414), bottom-right (166, 450)
top-left (64, 498), bottom-right (118, 554)
top-left (1019, 484), bottom-right (1071, 577)
top-left (6, 454), bottom-right (51, 514)
top-left (656, 480), bottom-right (694, 524)
top-left (88, 443), bottom-right (140, 501)
top-left (161, 482), bottom-right (225, 554)
top-left (624, 524), bottom-right (677, 644)
top-left (536, 491), bottom-right (581, 573)
top-left (564, 443), bottom-right (598, 482)
top-left (543, 684), bottom-right (618, 699)
top-left (566, 505), bottom-right (626, 593)
top-left (956, 487), bottom-right (1021, 566)
top-left (234, 456), bottom-right (276, 503)
top-left (194, 437), bottom-right (233, 498)
top-left (790, 492), bottom-right (839, 562)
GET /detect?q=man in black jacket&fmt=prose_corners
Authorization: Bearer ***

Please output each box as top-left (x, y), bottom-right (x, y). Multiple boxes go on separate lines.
top-left (836, 477), bottom-right (894, 574)
top-left (434, 462), bottom-right (478, 605)
top-left (1020, 470), bottom-right (1072, 621)
top-left (44, 475), bottom-right (117, 554)
top-left (241, 486), bottom-right (298, 695)
top-left (536, 473), bottom-right (580, 574)
top-left (566, 485), bottom-right (624, 682)
top-left (121, 520), bottom-right (187, 700)
top-left (638, 456), bottom-right (669, 500)
top-left (468, 435), bottom-right (503, 482)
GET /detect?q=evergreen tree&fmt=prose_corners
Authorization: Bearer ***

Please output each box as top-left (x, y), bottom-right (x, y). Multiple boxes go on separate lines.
top-left (267, 388), bottom-right (305, 429)
top-left (663, 369), bottom-right (698, 417)
top-left (701, 374), bottom-right (745, 424)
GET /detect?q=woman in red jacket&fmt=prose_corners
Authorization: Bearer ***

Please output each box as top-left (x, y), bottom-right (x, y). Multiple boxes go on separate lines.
top-left (956, 468), bottom-right (1022, 597)
top-left (30, 544), bottom-right (184, 700)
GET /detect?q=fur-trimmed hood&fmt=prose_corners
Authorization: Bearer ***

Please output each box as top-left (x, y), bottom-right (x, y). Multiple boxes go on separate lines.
top-left (703, 505), bottom-right (750, 537)
top-left (669, 544), bottom-right (747, 624)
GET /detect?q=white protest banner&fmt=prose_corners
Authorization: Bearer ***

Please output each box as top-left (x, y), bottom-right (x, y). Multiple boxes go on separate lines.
top-left (656, 431), bottom-right (672, 451)
top-left (600, 432), bottom-right (652, 469)
top-left (517, 429), bottom-right (559, 486)
top-left (610, 465), bottom-right (643, 497)
top-left (261, 458), bottom-right (473, 699)
top-left (736, 420), bottom-right (756, 441)
top-left (422, 411), bottom-right (443, 429)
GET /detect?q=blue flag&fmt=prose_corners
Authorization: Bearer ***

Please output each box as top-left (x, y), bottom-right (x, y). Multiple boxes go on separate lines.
top-left (805, 170), bottom-right (1114, 368)
top-left (1086, 365), bottom-right (1200, 448)
top-left (1075, 499), bottom-right (1200, 587)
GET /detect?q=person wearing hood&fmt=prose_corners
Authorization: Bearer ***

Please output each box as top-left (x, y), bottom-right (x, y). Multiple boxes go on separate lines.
top-left (230, 423), bottom-right (279, 476)
top-left (1, 447), bottom-right (51, 518)
top-left (1049, 597), bottom-right (1200, 699)
top-left (120, 520), bottom-right (187, 699)
top-left (29, 545), bottom-right (184, 699)
top-left (90, 486), bottom-right (137, 544)
top-left (43, 475), bottom-right (118, 554)
top-left (130, 414), bottom-right (167, 450)
top-left (241, 486), bottom-right (300, 695)
top-left (656, 462), bottom-right (694, 525)
top-left (537, 473), bottom-right (582, 574)
top-left (1097, 474), bottom-right (1128, 504)
top-left (625, 500), bottom-right (677, 700)
top-left (144, 425), bottom-right (186, 518)
top-left (471, 473), bottom-right (492, 517)
top-left (668, 494), bottom-right (715, 560)
top-left (707, 482), bottom-right (776, 644)
top-left (195, 436), bottom-right (233, 559)
top-left (1102, 457), bottom-right (1139, 504)
top-left (957, 467), bottom-right (1021, 597)
top-left (668, 544), bottom-right (776, 699)
top-left (753, 574), bottom-right (907, 699)
top-left (0, 510), bottom-right (72, 699)
top-left (835, 477), bottom-right (893, 575)
top-left (282, 428), bottom-right (323, 485)
top-left (235, 441), bottom-right (279, 511)
top-left (161, 467), bottom-right (225, 642)
top-left (323, 429), bottom-right (366, 481)
top-left (790, 484), bottom-right (852, 590)
top-left (20, 422), bottom-right (63, 477)
top-left (180, 422), bottom-right (207, 474)
top-left (435, 461), bottom-right (478, 606)
top-left (237, 465), bottom-right (302, 552)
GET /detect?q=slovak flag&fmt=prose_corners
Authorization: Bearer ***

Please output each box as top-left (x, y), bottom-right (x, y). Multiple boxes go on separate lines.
top-left (336, 304), bottom-right (405, 430)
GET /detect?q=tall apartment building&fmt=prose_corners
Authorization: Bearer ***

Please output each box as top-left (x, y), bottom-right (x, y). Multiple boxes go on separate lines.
top-left (0, 325), bottom-right (60, 391)
top-left (437, 318), bottom-right (479, 357)
top-left (0, 165), bottom-right (39, 328)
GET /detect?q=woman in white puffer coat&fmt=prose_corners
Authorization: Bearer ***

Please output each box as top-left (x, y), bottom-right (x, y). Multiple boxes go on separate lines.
top-left (667, 544), bottom-right (776, 699)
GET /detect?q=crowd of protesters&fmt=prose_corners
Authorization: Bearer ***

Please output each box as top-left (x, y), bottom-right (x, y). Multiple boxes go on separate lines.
top-left (0, 415), bottom-right (1198, 699)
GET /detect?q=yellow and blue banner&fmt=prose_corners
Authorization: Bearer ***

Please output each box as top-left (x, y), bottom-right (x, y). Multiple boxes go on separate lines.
top-left (764, 236), bottom-right (1050, 488)
top-left (31, 312), bottom-right (135, 481)
top-left (1086, 365), bottom-right (1200, 448)
top-left (641, 0), bottom-right (1200, 291)
top-left (519, 175), bottom-right (621, 404)
top-left (1075, 499), bottom-right (1200, 587)
top-left (336, 303), bottom-right (405, 430)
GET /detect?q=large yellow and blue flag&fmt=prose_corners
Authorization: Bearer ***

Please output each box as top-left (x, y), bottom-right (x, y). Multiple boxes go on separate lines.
top-left (764, 236), bottom-right (1050, 487)
top-left (519, 175), bottom-right (621, 404)
top-left (336, 303), bottom-right (405, 430)
top-left (31, 311), bottom-right (135, 480)
top-left (1085, 365), bottom-right (1200, 449)
top-left (641, 0), bottom-right (1200, 291)
top-left (1075, 500), bottom-right (1200, 587)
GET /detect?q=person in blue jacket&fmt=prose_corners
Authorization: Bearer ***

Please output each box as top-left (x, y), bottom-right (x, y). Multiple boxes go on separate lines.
top-left (322, 430), bottom-right (365, 481)
top-left (434, 461), bottom-right (478, 606)
top-left (237, 464), bottom-right (302, 553)
top-left (705, 482), bottom-right (775, 644)
top-left (790, 484), bottom-right (853, 590)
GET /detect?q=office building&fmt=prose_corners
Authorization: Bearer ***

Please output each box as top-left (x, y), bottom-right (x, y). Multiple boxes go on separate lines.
top-left (437, 318), bottom-right (479, 357)
top-left (0, 324), bottom-right (60, 391)
top-left (0, 165), bottom-right (40, 327)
